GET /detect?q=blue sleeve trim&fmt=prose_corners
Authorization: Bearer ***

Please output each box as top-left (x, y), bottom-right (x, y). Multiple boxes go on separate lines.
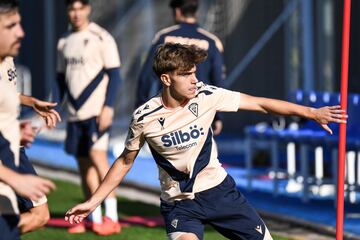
top-left (104, 67), bottom-right (121, 108)
top-left (52, 73), bottom-right (66, 112)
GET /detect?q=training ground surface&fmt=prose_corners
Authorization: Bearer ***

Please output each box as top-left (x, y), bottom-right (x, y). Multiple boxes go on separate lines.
top-left (21, 179), bottom-right (289, 240)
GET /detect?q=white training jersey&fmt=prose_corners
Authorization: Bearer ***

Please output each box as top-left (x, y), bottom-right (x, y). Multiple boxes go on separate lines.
top-left (57, 22), bottom-right (121, 121)
top-left (126, 83), bottom-right (241, 202)
top-left (0, 79), bottom-right (20, 215)
top-left (0, 57), bottom-right (47, 208)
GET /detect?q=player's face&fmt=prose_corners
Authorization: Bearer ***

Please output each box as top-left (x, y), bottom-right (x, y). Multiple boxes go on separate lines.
top-left (0, 11), bottom-right (24, 61)
top-left (168, 65), bottom-right (198, 101)
top-left (67, 2), bottom-right (90, 30)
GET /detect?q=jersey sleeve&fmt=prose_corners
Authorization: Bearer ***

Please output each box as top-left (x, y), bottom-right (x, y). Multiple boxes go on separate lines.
top-left (201, 85), bottom-right (241, 112)
top-left (125, 113), bottom-right (146, 151)
top-left (102, 34), bottom-right (121, 69)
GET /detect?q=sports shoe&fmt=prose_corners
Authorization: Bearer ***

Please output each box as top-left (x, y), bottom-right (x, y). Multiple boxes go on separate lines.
top-left (103, 216), bottom-right (121, 233)
top-left (67, 222), bottom-right (86, 233)
top-left (91, 217), bottom-right (121, 236)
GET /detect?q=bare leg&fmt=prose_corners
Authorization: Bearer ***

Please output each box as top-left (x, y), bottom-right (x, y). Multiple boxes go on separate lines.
top-left (89, 149), bottom-right (116, 198)
top-left (177, 233), bottom-right (199, 240)
top-left (77, 156), bottom-right (100, 197)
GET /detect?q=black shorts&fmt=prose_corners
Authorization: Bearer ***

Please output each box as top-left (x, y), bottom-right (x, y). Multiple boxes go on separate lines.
top-left (0, 215), bottom-right (20, 240)
top-left (65, 117), bottom-right (110, 157)
top-left (160, 175), bottom-right (272, 240)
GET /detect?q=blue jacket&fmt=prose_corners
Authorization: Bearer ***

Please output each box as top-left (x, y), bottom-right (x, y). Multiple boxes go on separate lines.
top-left (136, 23), bottom-right (225, 110)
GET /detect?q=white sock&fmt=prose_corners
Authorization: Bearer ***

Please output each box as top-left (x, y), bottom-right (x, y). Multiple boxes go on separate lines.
top-left (104, 197), bottom-right (118, 221)
top-left (91, 205), bottom-right (102, 224)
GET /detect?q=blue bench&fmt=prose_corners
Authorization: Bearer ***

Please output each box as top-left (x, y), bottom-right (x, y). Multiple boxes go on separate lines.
top-left (244, 90), bottom-right (360, 203)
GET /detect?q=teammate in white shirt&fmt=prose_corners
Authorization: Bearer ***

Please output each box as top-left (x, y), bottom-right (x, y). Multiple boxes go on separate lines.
top-left (65, 43), bottom-right (347, 240)
top-left (54, 0), bottom-right (122, 235)
top-left (0, 1), bottom-right (55, 239)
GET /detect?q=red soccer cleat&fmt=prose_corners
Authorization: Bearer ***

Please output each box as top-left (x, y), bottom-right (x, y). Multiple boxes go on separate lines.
top-left (91, 217), bottom-right (121, 236)
top-left (67, 222), bottom-right (86, 233)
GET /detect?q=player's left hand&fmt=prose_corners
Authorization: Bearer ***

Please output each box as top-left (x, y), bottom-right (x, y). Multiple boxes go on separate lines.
top-left (97, 106), bottom-right (114, 132)
top-left (65, 201), bottom-right (95, 224)
top-left (312, 105), bottom-right (347, 134)
top-left (32, 99), bottom-right (61, 128)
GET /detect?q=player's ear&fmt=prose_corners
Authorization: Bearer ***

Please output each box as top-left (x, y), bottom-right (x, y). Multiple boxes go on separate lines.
top-left (160, 73), bottom-right (171, 87)
top-left (174, 8), bottom-right (182, 21)
top-left (85, 4), bottom-right (91, 17)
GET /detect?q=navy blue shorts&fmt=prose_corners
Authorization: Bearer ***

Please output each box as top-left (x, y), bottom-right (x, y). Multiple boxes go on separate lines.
top-left (65, 117), bottom-right (109, 157)
top-left (160, 175), bottom-right (271, 240)
top-left (0, 215), bottom-right (20, 240)
top-left (16, 147), bottom-right (37, 212)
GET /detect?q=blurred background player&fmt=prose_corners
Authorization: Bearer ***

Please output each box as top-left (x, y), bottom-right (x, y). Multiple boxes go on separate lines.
top-left (136, 0), bottom-right (225, 135)
top-left (53, 0), bottom-right (122, 235)
top-left (0, 0), bottom-right (60, 235)
top-left (65, 43), bottom-right (347, 240)
top-left (0, 0), bottom-right (55, 239)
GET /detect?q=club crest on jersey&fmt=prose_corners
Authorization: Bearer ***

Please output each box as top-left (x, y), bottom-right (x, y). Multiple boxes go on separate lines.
top-left (158, 117), bottom-right (165, 129)
top-left (84, 39), bottom-right (89, 46)
top-left (188, 103), bottom-right (198, 117)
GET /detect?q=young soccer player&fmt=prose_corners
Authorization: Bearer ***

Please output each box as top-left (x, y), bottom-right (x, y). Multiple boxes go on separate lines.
top-left (54, 0), bottom-right (122, 235)
top-left (136, 0), bottom-right (225, 135)
top-left (65, 43), bottom-right (347, 240)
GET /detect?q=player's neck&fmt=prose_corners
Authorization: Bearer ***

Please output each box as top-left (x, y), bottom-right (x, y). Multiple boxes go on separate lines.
top-left (72, 21), bottom-right (90, 32)
top-left (176, 17), bottom-right (197, 24)
top-left (161, 89), bottom-right (188, 109)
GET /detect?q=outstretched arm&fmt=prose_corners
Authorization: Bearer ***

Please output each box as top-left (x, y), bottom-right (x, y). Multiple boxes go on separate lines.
top-left (65, 148), bottom-right (139, 224)
top-left (238, 93), bottom-right (347, 134)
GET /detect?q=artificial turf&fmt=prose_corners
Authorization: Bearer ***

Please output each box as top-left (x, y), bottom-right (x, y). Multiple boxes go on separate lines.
top-left (22, 179), bottom-right (288, 240)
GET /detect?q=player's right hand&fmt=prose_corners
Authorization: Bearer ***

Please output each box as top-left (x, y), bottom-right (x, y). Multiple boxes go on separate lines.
top-left (20, 121), bottom-right (35, 147)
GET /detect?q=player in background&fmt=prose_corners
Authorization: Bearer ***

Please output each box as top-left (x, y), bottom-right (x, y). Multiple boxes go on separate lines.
top-left (65, 43), bottom-right (347, 240)
top-left (136, 0), bottom-right (225, 135)
top-left (0, 1), bottom-right (55, 239)
top-left (53, 0), bottom-right (122, 235)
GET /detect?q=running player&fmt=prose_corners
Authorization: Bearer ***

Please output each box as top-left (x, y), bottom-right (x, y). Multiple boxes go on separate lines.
top-left (136, 0), bottom-right (225, 135)
top-left (0, 1), bottom-right (55, 238)
top-left (65, 43), bottom-right (347, 240)
top-left (54, 0), bottom-right (122, 235)
top-left (0, 1), bottom-right (60, 233)
top-left (0, 55), bottom-right (58, 235)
